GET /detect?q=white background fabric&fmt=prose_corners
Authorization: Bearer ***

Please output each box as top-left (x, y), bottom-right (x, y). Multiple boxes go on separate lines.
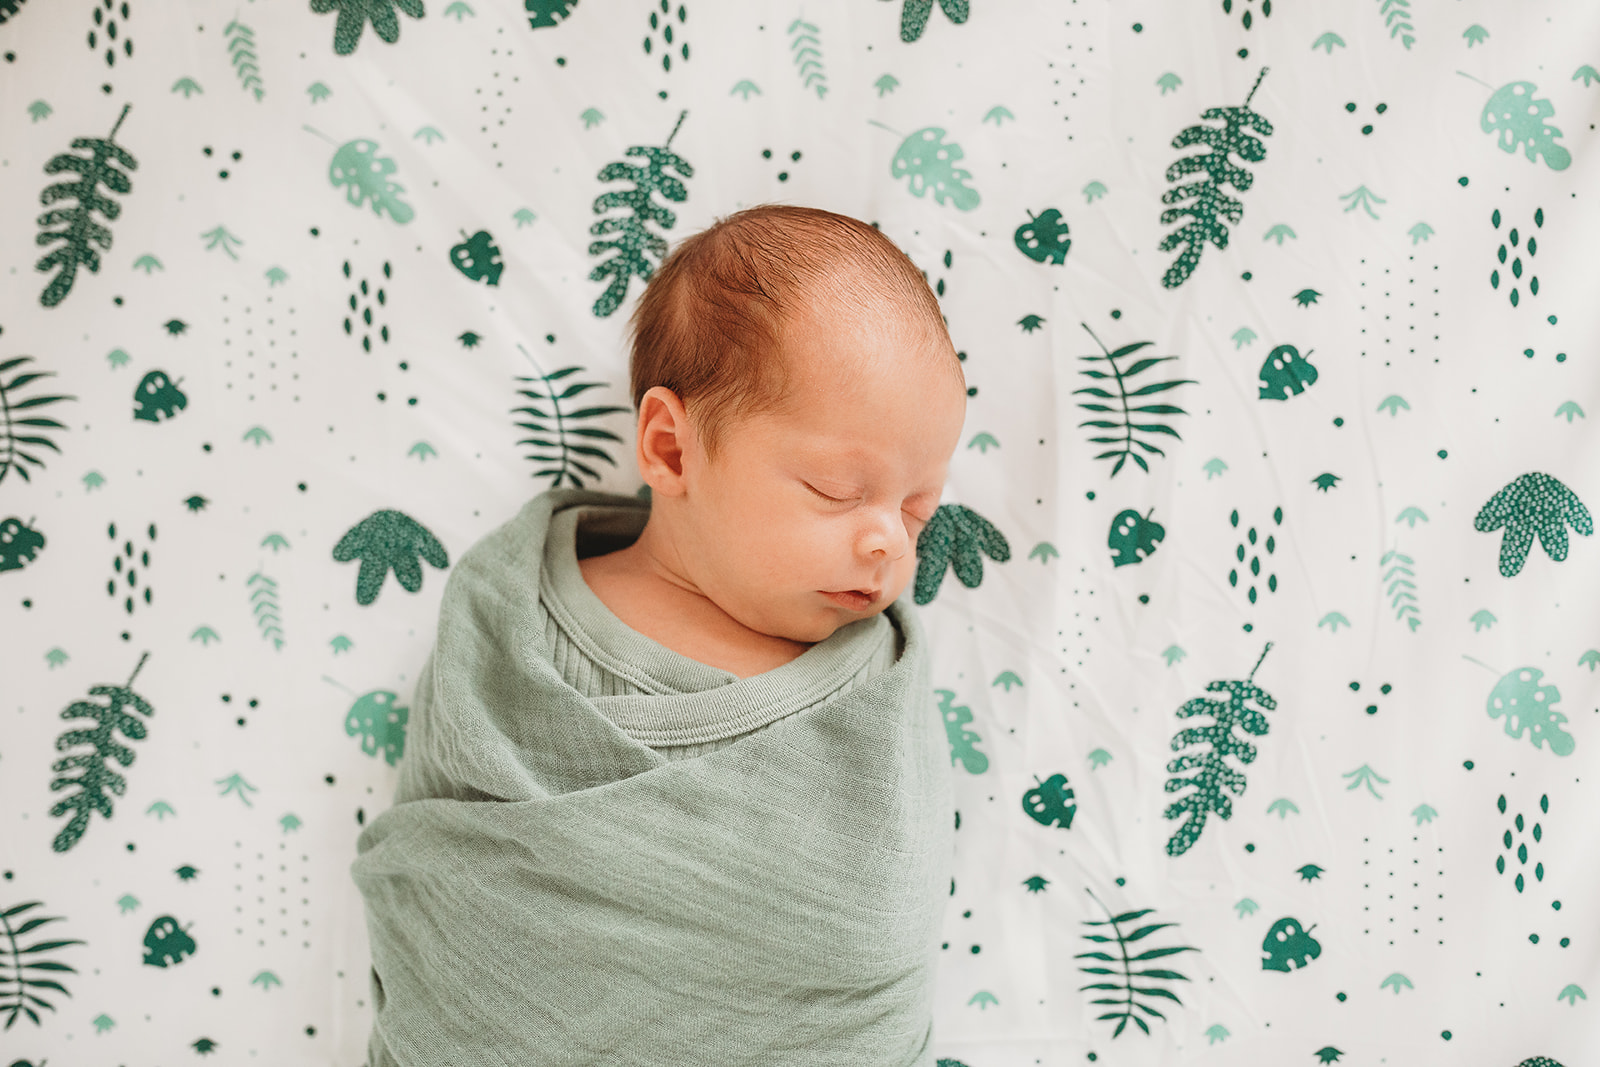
top-left (1, 0), bottom-right (1596, 1063)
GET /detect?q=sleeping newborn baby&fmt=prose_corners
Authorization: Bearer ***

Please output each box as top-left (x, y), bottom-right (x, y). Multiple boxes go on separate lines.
top-left (351, 204), bottom-right (968, 1066)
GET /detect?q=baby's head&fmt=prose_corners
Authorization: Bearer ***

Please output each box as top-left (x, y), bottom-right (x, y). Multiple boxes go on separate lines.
top-left (624, 204), bottom-right (967, 645)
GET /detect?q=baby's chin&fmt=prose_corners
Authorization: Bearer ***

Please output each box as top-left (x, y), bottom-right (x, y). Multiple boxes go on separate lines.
top-left (758, 600), bottom-right (891, 645)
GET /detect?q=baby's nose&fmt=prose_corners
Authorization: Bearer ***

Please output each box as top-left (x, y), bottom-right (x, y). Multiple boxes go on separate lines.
top-left (866, 510), bottom-right (911, 559)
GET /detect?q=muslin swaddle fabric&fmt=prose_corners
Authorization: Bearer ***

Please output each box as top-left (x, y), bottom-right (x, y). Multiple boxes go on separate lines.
top-left (349, 488), bottom-right (954, 1065)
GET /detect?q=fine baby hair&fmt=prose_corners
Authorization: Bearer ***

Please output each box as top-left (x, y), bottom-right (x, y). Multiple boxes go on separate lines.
top-left (625, 202), bottom-right (957, 463)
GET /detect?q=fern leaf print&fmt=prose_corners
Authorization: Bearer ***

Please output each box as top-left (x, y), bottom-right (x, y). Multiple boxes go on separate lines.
top-left (1158, 67), bottom-right (1273, 289)
top-left (512, 362), bottom-right (629, 489)
top-left (48, 653), bottom-right (155, 852)
top-left (225, 19), bottom-right (265, 100)
top-left (0, 350), bottom-right (77, 486)
top-left (310, 0), bottom-right (425, 56)
top-left (34, 103), bottom-right (137, 308)
top-left (588, 109), bottom-right (692, 318)
top-left (1377, 0), bottom-right (1416, 49)
top-left (249, 569), bottom-right (285, 650)
top-left (1075, 887), bottom-right (1199, 1037)
top-left (788, 17), bottom-right (827, 99)
top-left (1073, 323), bottom-right (1196, 476)
top-left (1163, 642), bottom-right (1276, 856)
top-left (0, 900), bottom-right (87, 1027)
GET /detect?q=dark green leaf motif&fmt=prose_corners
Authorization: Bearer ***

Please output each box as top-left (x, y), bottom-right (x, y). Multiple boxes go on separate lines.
top-left (1075, 323), bottom-right (1195, 476)
top-left (900, 0), bottom-right (969, 42)
top-left (332, 510), bottom-right (449, 606)
top-left (311, 0), bottom-right (425, 56)
top-left (1164, 643), bottom-right (1276, 856)
top-left (35, 103), bottom-right (137, 308)
top-left (0, 900), bottom-right (88, 1027)
top-left (1159, 68), bottom-right (1272, 289)
top-left (1473, 471), bottom-right (1591, 577)
top-left (1075, 887), bottom-right (1198, 1037)
top-left (914, 503), bottom-right (1010, 604)
top-left (0, 352), bottom-right (77, 485)
top-left (48, 653), bottom-right (155, 852)
top-left (512, 362), bottom-right (629, 489)
top-left (525, 0), bottom-right (579, 29)
top-left (589, 110), bottom-right (692, 317)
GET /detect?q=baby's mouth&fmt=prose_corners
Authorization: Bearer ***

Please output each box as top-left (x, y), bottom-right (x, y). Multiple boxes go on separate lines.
top-left (821, 589), bottom-right (880, 610)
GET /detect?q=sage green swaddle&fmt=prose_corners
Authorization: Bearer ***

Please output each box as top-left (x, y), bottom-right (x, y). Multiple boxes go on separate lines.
top-left (349, 488), bottom-right (954, 1066)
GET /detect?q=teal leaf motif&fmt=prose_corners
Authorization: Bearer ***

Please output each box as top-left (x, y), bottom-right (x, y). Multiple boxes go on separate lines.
top-left (224, 19), bottom-right (266, 99)
top-left (588, 110), bottom-right (692, 317)
top-left (328, 139), bottom-right (415, 224)
top-left (913, 504), bottom-right (1010, 604)
top-left (937, 689), bottom-right (987, 773)
top-left (511, 362), bottom-right (628, 490)
top-left (992, 670), bottom-right (1022, 691)
top-left (1266, 797), bottom-right (1298, 819)
top-left (1164, 643), bottom-right (1276, 856)
top-left (890, 127), bottom-right (980, 211)
top-left (1074, 325), bottom-right (1196, 477)
top-left (1380, 972), bottom-right (1414, 994)
top-left (787, 18), bottom-right (827, 99)
top-left (1479, 80), bottom-right (1572, 171)
top-left (1486, 666), bottom-right (1574, 756)
top-left (248, 570), bottom-right (284, 650)
top-left (1341, 763), bottom-right (1389, 799)
top-left (344, 689), bottom-right (408, 765)
top-left (1380, 549), bottom-right (1421, 632)
top-left (1159, 68), bottom-right (1273, 288)
top-left (1075, 888), bottom-right (1198, 1038)
top-left (1377, 0), bottom-right (1416, 49)
top-left (35, 104), bottom-right (138, 308)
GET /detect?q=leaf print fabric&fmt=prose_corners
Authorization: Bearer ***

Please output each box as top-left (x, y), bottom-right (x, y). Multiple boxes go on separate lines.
top-left (1, 2), bottom-right (1596, 1064)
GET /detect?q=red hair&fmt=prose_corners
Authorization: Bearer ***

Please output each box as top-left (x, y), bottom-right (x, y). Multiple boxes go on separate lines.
top-left (626, 203), bottom-right (957, 462)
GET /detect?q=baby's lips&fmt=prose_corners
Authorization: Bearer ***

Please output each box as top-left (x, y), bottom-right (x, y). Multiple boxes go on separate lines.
top-left (822, 587), bottom-right (882, 607)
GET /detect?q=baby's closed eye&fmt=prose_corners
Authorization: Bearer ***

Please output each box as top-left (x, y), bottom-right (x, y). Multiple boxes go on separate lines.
top-left (802, 481), bottom-right (857, 504)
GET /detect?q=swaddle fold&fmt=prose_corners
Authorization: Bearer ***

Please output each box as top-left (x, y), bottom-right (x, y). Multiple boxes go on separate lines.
top-left (350, 488), bottom-right (953, 1066)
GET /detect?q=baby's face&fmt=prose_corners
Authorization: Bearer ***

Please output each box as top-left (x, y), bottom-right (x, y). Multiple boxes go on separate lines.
top-left (674, 302), bottom-right (967, 644)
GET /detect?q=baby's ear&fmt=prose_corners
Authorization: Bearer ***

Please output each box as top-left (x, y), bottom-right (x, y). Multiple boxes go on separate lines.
top-left (635, 386), bottom-right (689, 493)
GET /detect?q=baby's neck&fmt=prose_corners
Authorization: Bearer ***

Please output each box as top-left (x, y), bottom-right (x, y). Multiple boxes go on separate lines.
top-left (577, 538), bottom-right (812, 679)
